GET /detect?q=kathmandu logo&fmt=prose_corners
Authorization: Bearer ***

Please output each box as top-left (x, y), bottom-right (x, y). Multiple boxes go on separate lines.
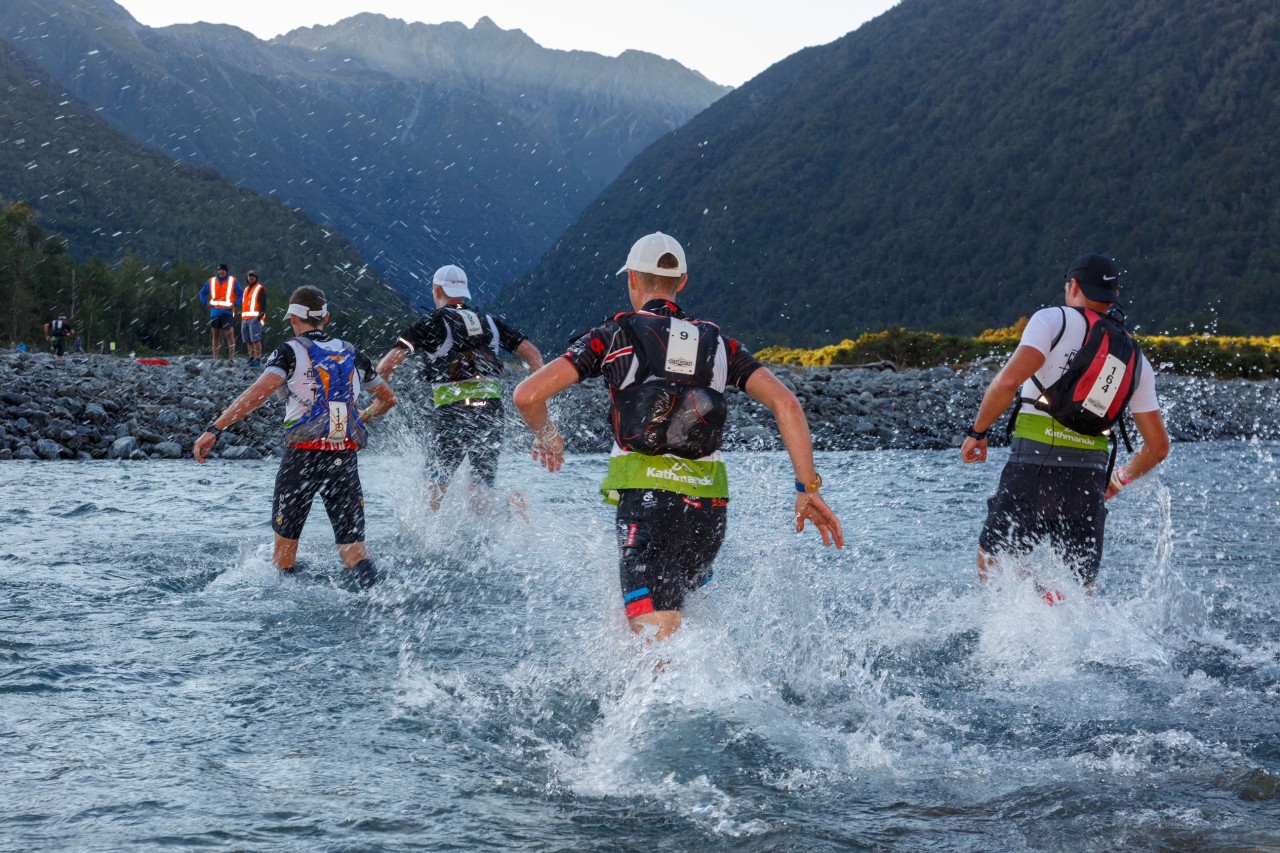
top-left (645, 466), bottom-right (713, 487)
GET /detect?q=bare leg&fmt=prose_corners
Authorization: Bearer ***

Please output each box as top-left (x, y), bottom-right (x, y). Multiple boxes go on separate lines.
top-left (629, 610), bottom-right (683, 642)
top-left (273, 534), bottom-right (300, 570)
top-left (210, 329), bottom-right (220, 360)
top-left (427, 480), bottom-right (447, 512)
top-left (337, 541), bottom-right (370, 568)
top-left (977, 547), bottom-right (997, 583)
top-left (224, 327), bottom-right (236, 362)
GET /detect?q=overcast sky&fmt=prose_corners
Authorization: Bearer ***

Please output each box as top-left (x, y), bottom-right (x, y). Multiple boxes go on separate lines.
top-left (113, 0), bottom-right (900, 87)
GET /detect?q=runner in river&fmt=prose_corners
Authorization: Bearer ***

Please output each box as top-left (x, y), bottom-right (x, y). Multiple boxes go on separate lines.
top-left (514, 232), bottom-right (843, 641)
top-left (193, 285), bottom-right (397, 588)
top-left (960, 252), bottom-right (1170, 595)
top-left (375, 264), bottom-right (543, 513)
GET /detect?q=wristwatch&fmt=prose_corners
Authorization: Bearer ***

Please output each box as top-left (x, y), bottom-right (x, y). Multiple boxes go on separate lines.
top-left (965, 426), bottom-right (988, 441)
top-left (795, 473), bottom-right (823, 493)
top-left (206, 423), bottom-right (224, 440)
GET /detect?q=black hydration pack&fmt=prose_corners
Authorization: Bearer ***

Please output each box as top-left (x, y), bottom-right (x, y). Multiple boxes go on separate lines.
top-left (422, 306), bottom-right (503, 384)
top-left (609, 312), bottom-right (728, 459)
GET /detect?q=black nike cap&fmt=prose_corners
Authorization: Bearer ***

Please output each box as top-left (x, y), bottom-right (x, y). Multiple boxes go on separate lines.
top-left (1066, 252), bottom-right (1123, 307)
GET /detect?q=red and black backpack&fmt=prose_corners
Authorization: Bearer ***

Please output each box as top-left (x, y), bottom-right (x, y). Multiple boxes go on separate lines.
top-left (1029, 306), bottom-right (1143, 437)
top-left (1006, 307), bottom-right (1142, 474)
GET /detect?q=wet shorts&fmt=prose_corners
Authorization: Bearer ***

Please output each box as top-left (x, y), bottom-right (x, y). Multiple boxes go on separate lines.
top-left (272, 447), bottom-right (365, 544)
top-left (427, 400), bottom-right (504, 487)
top-left (209, 314), bottom-right (235, 330)
top-left (240, 318), bottom-right (263, 343)
top-left (978, 461), bottom-right (1108, 584)
top-left (615, 488), bottom-right (728, 618)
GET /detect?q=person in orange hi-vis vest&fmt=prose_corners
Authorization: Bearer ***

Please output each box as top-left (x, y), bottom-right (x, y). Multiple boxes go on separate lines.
top-left (239, 269), bottom-right (267, 367)
top-left (199, 263), bottom-right (242, 363)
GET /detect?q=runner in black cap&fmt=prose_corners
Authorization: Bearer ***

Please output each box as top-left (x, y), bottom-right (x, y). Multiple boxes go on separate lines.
top-left (960, 252), bottom-right (1170, 596)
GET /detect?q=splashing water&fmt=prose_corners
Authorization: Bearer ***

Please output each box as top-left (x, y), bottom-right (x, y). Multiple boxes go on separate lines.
top-left (2, 442), bottom-right (1278, 850)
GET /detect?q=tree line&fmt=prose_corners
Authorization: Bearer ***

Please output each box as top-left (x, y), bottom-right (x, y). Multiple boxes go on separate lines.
top-left (0, 199), bottom-right (401, 354)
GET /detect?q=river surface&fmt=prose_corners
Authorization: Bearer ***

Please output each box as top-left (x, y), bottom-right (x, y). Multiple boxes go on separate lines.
top-left (3, 442), bottom-right (1279, 852)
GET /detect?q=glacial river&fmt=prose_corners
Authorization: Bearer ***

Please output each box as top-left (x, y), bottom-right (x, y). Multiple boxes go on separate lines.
top-left (3, 441), bottom-right (1278, 851)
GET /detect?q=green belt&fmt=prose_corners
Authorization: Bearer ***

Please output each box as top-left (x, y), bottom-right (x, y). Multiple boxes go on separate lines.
top-left (432, 378), bottom-right (502, 407)
top-left (600, 452), bottom-right (729, 504)
top-left (1012, 412), bottom-right (1109, 452)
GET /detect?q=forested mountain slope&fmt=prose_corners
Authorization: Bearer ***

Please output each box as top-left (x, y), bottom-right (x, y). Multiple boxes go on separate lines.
top-left (501, 0), bottom-right (1280, 345)
top-left (0, 39), bottom-right (404, 346)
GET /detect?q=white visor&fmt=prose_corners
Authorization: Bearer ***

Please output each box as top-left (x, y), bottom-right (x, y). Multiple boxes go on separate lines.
top-left (287, 302), bottom-right (328, 320)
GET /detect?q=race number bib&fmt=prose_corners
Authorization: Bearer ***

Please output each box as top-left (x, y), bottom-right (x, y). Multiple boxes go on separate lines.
top-left (457, 309), bottom-right (483, 337)
top-left (326, 402), bottom-right (350, 443)
top-left (1082, 354), bottom-right (1127, 417)
top-left (665, 319), bottom-right (699, 375)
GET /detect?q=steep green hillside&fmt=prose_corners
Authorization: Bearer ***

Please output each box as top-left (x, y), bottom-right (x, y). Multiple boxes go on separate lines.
top-left (500, 0), bottom-right (1280, 346)
top-left (0, 39), bottom-right (405, 347)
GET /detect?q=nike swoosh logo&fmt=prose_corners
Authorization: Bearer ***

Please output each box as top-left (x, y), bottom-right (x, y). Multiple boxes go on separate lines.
top-left (1102, 275), bottom-right (1117, 281)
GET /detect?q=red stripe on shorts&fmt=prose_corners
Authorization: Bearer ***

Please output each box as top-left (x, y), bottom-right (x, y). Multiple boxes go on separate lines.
top-left (625, 598), bottom-right (655, 619)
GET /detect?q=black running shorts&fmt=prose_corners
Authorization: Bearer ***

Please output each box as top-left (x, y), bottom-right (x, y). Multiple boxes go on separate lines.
top-left (209, 314), bottom-right (235, 330)
top-left (427, 400), bottom-right (504, 487)
top-left (272, 447), bottom-right (366, 544)
top-left (978, 461), bottom-right (1108, 584)
top-left (616, 488), bottom-right (728, 618)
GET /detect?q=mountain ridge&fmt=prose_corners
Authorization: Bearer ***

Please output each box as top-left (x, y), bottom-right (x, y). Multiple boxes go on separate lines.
top-left (0, 0), bottom-right (727, 302)
top-left (498, 0), bottom-right (1280, 347)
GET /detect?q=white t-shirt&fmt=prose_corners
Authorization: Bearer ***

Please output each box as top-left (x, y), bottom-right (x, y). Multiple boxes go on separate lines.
top-left (1017, 306), bottom-right (1159, 415)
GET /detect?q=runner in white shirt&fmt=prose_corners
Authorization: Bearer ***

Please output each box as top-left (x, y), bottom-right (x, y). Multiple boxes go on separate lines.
top-left (959, 253), bottom-right (1170, 594)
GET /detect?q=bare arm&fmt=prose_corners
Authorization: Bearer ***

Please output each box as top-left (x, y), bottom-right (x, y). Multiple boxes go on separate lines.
top-left (960, 344), bottom-right (1046, 463)
top-left (361, 380), bottom-right (398, 425)
top-left (1106, 409), bottom-right (1170, 500)
top-left (514, 338), bottom-right (544, 373)
top-left (512, 358), bottom-right (578, 472)
top-left (376, 346), bottom-right (409, 381)
top-left (743, 368), bottom-right (844, 548)
top-left (193, 372), bottom-right (285, 463)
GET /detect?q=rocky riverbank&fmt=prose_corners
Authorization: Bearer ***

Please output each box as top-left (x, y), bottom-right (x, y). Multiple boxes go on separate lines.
top-left (1, 349), bottom-right (1277, 461)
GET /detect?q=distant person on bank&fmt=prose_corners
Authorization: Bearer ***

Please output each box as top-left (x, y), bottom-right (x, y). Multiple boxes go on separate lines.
top-left (199, 263), bottom-right (242, 363)
top-left (375, 264), bottom-right (543, 513)
top-left (960, 253), bottom-right (1170, 595)
top-left (44, 313), bottom-right (76, 359)
top-left (240, 269), bottom-right (268, 368)
top-left (193, 286), bottom-right (398, 589)
top-left (514, 232), bottom-right (843, 641)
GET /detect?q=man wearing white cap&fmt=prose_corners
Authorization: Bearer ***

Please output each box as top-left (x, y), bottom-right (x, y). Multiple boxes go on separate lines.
top-left (376, 264), bottom-right (544, 511)
top-left (514, 232), bottom-right (843, 641)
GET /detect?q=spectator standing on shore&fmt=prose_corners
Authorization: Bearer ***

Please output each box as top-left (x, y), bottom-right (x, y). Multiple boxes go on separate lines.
top-left (193, 285), bottom-right (397, 588)
top-left (240, 269), bottom-right (267, 368)
top-left (960, 253), bottom-right (1170, 595)
top-left (199, 264), bottom-right (241, 363)
top-left (44, 314), bottom-right (75, 359)
top-left (513, 232), bottom-right (843, 641)
top-left (375, 264), bottom-right (543, 513)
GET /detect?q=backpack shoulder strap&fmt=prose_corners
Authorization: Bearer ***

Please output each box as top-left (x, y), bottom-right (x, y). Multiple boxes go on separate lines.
top-left (1027, 306), bottom-right (1069, 399)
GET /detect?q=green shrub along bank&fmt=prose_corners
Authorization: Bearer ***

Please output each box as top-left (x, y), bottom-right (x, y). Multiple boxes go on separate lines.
top-left (756, 326), bottom-right (1280, 379)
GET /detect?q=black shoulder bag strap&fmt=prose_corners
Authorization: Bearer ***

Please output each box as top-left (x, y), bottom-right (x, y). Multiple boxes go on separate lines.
top-left (1006, 307), bottom-right (1068, 440)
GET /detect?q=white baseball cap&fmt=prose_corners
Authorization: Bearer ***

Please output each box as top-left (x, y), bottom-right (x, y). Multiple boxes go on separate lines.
top-left (616, 232), bottom-right (687, 277)
top-left (432, 264), bottom-right (470, 299)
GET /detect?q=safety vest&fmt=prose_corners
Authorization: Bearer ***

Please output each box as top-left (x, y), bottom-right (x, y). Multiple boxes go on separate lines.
top-left (241, 282), bottom-right (265, 318)
top-left (208, 276), bottom-right (238, 309)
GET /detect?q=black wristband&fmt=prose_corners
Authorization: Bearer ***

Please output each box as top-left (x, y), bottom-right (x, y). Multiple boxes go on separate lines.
top-left (207, 423), bottom-right (224, 440)
top-left (965, 426), bottom-right (988, 441)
